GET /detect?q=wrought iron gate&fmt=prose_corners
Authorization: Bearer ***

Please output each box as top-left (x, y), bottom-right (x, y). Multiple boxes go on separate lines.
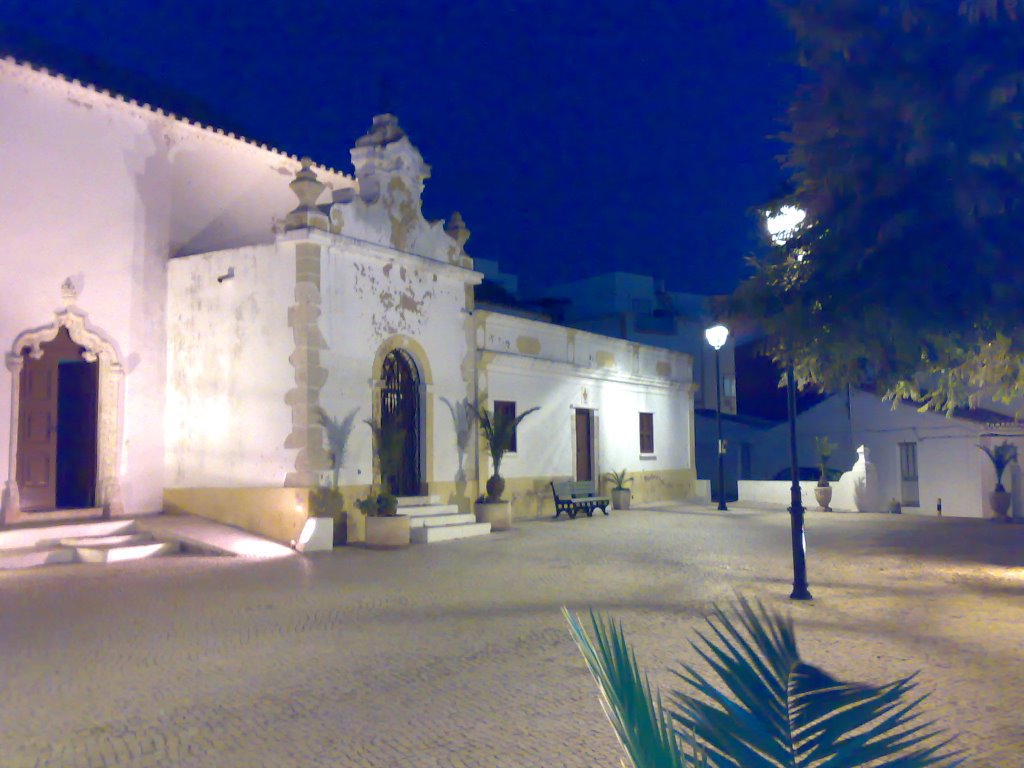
top-left (380, 349), bottom-right (421, 496)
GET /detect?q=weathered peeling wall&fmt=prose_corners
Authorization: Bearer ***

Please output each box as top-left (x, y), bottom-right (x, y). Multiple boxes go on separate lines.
top-left (165, 245), bottom-right (295, 486)
top-left (317, 238), bottom-right (479, 501)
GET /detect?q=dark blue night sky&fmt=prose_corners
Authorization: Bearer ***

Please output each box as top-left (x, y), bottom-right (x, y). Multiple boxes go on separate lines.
top-left (2, 0), bottom-right (798, 296)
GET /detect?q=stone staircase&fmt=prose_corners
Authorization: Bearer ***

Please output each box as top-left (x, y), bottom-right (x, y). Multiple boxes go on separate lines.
top-left (0, 519), bottom-right (180, 570)
top-left (398, 496), bottom-right (491, 544)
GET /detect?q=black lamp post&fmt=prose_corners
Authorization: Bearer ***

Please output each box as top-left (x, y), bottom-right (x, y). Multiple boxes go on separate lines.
top-left (786, 364), bottom-right (811, 600)
top-left (766, 206), bottom-right (812, 601)
top-left (704, 324), bottom-right (729, 511)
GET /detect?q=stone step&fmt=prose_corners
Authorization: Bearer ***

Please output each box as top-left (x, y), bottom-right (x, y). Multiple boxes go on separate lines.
top-left (396, 495), bottom-right (440, 507)
top-left (401, 503), bottom-right (460, 518)
top-left (0, 519), bottom-right (136, 551)
top-left (410, 521), bottom-right (491, 544)
top-left (408, 513), bottom-right (475, 529)
top-left (76, 540), bottom-right (180, 565)
top-left (0, 545), bottom-right (77, 570)
top-left (59, 532), bottom-right (154, 548)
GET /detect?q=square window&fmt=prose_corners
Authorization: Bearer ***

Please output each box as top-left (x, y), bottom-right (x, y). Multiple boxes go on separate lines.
top-left (494, 400), bottom-right (518, 453)
top-left (639, 412), bottom-right (654, 454)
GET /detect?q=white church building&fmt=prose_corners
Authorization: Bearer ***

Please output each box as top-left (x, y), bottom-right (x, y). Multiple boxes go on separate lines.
top-left (0, 58), bottom-right (697, 544)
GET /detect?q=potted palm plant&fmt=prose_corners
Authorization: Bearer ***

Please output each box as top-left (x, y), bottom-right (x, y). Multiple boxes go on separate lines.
top-left (604, 468), bottom-right (632, 510)
top-left (361, 418), bottom-right (410, 547)
top-left (979, 440), bottom-right (1017, 522)
top-left (813, 436), bottom-right (837, 511)
top-left (474, 403), bottom-right (540, 530)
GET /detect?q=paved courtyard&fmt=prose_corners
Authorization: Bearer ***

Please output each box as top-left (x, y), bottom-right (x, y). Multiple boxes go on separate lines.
top-left (1, 502), bottom-right (1022, 767)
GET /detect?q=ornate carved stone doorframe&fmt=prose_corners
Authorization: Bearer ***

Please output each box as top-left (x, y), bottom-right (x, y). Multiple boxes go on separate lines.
top-left (3, 305), bottom-right (125, 524)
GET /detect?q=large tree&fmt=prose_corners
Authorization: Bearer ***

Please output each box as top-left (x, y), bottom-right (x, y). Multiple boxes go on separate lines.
top-left (734, 0), bottom-right (1024, 412)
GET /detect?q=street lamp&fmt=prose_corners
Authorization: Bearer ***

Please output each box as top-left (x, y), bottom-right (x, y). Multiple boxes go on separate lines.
top-left (765, 207), bottom-right (812, 601)
top-left (704, 324), bottom-right (729, 511)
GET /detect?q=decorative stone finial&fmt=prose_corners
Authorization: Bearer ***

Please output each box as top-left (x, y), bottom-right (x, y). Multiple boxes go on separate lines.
top-left (285, 157), bottom-right (329, 232)
top-left (445, 211), bottom-right (471, 249)
top-left (350, 114), bottom-right (430, 208)
top-left (61, 277), bottom-right (78, 306)
top-left (354, 114), bottom-right (406, 148)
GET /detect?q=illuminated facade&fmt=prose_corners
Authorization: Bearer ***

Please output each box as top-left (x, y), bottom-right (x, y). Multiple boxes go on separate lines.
top-left (0, 58), bottom-right (697, 542)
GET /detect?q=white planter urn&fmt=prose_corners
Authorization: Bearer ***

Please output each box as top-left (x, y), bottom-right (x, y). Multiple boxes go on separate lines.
top-left (365, 515), bottom-right (411, 548)
top-left (852, 445), bottom-right (880, 513)
top-left (475, 500), bottom-right (511, 531)
top-left (813, 485), bottom-right (833, 512)
top-left (611, 489), bottom-right (631, 510)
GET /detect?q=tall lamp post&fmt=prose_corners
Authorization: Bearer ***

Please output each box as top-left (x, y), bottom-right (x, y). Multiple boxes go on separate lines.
top-left (766, 206), bottom-right (812, 601)
top-left (704, 324), bottom-right (729, 511)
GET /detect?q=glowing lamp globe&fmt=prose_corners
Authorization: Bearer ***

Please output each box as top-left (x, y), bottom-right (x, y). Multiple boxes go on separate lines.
top-left (705, 324), bottom-right (729, 351)
top-left (765, 205), bottom-right (806, 245)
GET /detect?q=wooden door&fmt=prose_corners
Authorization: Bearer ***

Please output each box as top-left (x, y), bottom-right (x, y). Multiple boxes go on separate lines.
top-left (575, 409), bottom-right (593, 481)
top-left (17, 328), bottom-right (98, 511)
top-left (17, 350), bottom-right (59, 511)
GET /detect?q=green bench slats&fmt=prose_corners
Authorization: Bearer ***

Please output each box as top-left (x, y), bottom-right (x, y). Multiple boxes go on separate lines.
top-left (550, 480), bottom-right (611, 519)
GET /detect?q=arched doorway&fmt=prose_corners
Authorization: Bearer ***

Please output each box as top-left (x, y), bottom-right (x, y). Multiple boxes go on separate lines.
top-left (17, 327), bottom-right (99, 511)
top-left (380, 349), bottom-right (421, 496)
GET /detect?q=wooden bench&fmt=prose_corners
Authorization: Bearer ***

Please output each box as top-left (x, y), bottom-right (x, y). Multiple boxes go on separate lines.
top-left (551, 481), bottom-right (611, 519)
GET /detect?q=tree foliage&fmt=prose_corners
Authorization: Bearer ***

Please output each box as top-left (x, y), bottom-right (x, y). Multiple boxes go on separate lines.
top-left (734, 0), bottom-right (1024, 412)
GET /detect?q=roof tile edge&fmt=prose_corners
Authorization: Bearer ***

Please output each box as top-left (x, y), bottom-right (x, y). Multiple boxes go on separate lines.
top-left (0, 55), bottom-right (353, 183)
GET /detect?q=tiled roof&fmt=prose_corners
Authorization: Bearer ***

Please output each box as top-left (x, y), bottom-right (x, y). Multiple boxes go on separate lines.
top-left (0, 55), bottom-right (348, 179)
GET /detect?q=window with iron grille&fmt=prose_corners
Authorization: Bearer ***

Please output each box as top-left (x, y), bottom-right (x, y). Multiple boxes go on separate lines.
top-left (639, 412), bottom-right (654, 454)
top-left (494, 400), bottom-right (518, 453)
top-left (899, 442), bottom-right (918, 481)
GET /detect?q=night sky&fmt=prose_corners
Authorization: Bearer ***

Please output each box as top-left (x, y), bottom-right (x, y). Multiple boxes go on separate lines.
top-left (1, 1), bottom-right (799, 296)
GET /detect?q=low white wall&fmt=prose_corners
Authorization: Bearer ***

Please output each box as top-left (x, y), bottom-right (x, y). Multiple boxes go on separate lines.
top-left (739, 472), bottom-right (857, 511)
top-left (691, 479), bottom-right (711, 503)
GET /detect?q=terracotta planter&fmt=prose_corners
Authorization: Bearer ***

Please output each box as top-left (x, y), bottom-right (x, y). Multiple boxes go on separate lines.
top-left (365, 514), bottom-right (411, 548)
top-left (611, 488), bottom-right (631, 510)
top-left (475, 500), bottom-right (511, 531)
top-left (813, 485), bottom-right (833, 512)
top-left (989, 489), bottom-right (1012, 522)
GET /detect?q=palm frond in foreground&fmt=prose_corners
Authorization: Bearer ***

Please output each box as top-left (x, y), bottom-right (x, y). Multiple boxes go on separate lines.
top-left (564, 607), bottom-right (698, 768)
top-left (565, 598), bottom-right (963, 768)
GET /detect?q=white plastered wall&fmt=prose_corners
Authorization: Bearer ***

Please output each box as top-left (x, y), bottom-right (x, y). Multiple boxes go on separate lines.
top-left (165, 245), bottom-right (295, 485)
top-left (0, 59), bottom-right (350, 513)
top-left (742, 389), bottom-right (992, 518)
top-left (476, 312), bottom-right (693, 484)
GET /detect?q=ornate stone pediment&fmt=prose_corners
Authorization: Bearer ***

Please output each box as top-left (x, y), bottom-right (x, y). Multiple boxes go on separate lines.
top-left (9, 306), bottom-right (121, 368)
top-left (285, 115), bottom-right (473, 269)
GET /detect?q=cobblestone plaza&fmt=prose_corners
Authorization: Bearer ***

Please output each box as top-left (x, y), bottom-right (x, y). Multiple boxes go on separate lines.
top-left (1, 504), bottom-right (1022, 767)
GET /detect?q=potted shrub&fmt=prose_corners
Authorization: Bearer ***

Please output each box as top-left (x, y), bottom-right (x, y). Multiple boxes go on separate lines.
top-left (474, 404), bottom-right (540, 530)
top-left (361, 418), bottom-right (410, 547)
top-left (604, 468), bottom-right (632, 510)
top-left (979, 440), bottom-right (1017, 522)
top-left (813, 436), bottom-right (837, 511)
